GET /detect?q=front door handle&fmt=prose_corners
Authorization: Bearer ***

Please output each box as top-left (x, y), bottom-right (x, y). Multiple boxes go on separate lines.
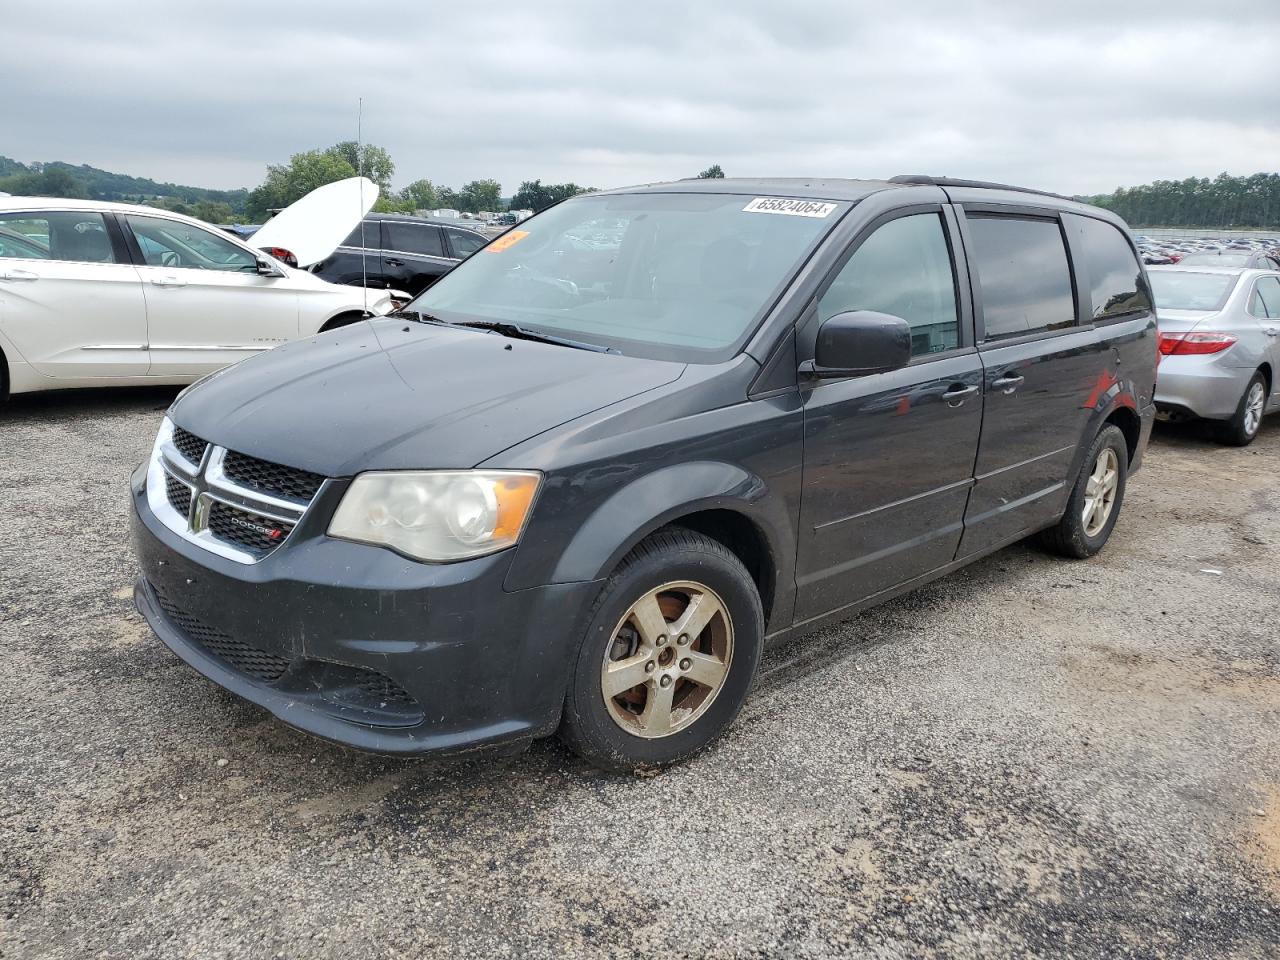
top-left (1265, 327), bottom-right (1279, 338)
top-left (991, 374), bottom-right (1025, 394)
top-left (943, 384), bottom-right (980, 406)
top-left (1, 268), bottom-right (39, 281)
top-left (384, 258), bottom-right (404, 267)
top-left (151, 276), bottom-right (187, 287)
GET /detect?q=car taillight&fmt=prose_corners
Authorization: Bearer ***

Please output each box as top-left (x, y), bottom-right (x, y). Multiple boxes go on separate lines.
top-left (264, 246), bottom-right (298, 268)
top-left (1158, 332), bottom-right (1237, 356)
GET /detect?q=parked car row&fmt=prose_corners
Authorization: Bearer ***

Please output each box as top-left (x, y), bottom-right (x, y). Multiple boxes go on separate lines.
top-left (7, 173), bottom-right (1275, 772)
top-left (1135, 233), bottom-right (1280, 269)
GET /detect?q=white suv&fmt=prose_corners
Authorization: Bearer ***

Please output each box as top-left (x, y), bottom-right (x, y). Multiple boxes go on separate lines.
top-left (0, 197), bottom-right (394, 397)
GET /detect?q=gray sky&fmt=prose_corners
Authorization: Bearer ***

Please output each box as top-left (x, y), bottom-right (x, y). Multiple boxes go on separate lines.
top-left (3, 1), bottom-right (1277, 197)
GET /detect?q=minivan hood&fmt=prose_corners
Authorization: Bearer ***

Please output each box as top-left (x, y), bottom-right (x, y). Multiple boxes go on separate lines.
top-left (170, 319), bottom-right (685, 476)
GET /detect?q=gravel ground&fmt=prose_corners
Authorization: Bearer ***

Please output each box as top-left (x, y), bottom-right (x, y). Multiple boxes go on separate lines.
top-left (2, 387), bottom-right (1278, 959)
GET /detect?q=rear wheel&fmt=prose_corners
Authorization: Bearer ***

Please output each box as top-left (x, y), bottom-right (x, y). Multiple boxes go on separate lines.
top-left (1216, 372), bottom-right (1267, 447)
top-left (559, 528), bottom-right (763, 772)
top-left (1038, 425), bottom-right (1128, 559)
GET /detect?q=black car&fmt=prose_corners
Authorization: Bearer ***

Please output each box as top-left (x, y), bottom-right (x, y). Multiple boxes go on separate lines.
top-left (131, 176), bottom-right (1158, 771)
top-left (309, 213), bottom-right (489, 295)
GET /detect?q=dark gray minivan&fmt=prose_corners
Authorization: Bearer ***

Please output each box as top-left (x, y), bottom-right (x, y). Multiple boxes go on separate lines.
top-left (131, 177), bottom-right (1158, 771)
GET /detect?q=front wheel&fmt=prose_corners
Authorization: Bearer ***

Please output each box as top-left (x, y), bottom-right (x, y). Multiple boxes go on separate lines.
top-left (559, 528), bottom-right (763, 772)
top-left (1216, 372), bottom-right (1267, 447)
top-left (1038, 425), bottom-right (1129, 559)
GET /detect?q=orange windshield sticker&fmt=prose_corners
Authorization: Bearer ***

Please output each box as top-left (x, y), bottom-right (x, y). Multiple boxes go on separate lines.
top-left (486, 230), bottom-right (529, 253)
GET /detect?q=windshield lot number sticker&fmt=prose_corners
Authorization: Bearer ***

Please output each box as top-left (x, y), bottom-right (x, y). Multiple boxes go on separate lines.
top-left (486, 230), bottom-right (530, 253)
top-left (743, 198), bottom-right (837, 218)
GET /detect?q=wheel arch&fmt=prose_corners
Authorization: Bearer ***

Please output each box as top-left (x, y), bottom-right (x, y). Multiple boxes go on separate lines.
top-left (0, 341), bottom-right (8, 400)
top-left (318, 309), bottom-right (369, 333)
top-left (1102, 404), bottom-right (1141, 466)
top-left (523, 461), bottom-right (793, 633)
top-left (657, 509), bottom-right (776, 627)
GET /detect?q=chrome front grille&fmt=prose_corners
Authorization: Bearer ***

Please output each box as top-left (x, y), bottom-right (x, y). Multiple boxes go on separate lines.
top-left (222, 449), bottom-right (325, 503)
top-left (146, 417), bottom-right (328, 564)
top-left (171, 427), bottom-right (208, 468)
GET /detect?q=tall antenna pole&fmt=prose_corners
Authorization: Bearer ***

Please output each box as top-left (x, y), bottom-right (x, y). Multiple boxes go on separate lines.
top-left (358, 97), bottom-right (369, 315)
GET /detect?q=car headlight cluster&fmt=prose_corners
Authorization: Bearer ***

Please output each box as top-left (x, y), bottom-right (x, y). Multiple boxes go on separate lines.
top-left (328, 471), bottom-right (540, 562)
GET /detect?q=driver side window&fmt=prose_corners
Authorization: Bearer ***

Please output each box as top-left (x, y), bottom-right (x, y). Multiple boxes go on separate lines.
top-left (819, 213), bottom-right (960, 357)
top-left (124, 214), bottom-right (258, 273)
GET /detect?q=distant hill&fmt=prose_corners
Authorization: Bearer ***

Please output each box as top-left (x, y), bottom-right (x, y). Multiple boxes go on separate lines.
top-left (0, 157), bottom-right (248, 216)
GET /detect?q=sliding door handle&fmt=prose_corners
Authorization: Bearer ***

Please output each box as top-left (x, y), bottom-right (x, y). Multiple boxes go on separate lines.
top-left (1, 268), bottom-right (38, 281)
top-left (943, 384), bottom-right (980, 406)
top-left (991, 374), bottom-right (1025, 394)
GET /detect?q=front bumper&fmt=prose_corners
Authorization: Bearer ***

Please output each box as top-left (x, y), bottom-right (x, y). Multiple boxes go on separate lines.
top-left (1154, 355), bottom-right (1250, 421)
top-left (130, 464), bottom-right (600, 756)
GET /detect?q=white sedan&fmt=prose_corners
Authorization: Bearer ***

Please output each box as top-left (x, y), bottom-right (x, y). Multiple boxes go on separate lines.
top-left (0, 195), bottom-right (394, 397)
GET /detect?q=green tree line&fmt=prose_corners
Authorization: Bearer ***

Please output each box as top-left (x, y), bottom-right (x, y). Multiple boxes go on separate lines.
top-left (243, 141), bottom-right (532, 220)
top-left (0, 157), bottom-right (248, 219)
top-left (1086, 173), bottom-right (1280, 230)
top-left (1, 146), bottom-right (732, 226)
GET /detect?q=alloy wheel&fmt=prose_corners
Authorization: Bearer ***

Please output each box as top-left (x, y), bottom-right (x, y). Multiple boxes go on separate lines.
top-left (1082, 447), bottom-right (1120, 538)
top-left (601, 581), bottom-right (734, 739)
top-left (1244, 381), bottom-right (1265, 437)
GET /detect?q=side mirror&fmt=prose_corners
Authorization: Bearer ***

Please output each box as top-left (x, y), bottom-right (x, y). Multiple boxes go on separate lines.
top-left (255, 257), bottom-right (284, 278)
top-left (801, 310), bottom-right (912, 379)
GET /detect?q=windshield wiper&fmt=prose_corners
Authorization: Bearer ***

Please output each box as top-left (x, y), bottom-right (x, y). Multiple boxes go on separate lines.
top-left (386, 308), bottom-right (450, 326)
top-left (452, 320), bottom-right (615, 353)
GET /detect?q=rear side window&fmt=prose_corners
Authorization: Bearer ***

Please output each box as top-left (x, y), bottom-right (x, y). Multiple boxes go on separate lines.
top-left (341, 221), bottom-right (380, 249)
top-left (1252, 276), bottom-right (1280, 319)
top-left (445, 229), bottom-right (486, 258)
top-left (819, 213), bottom-right (960, 357)
top-left (967, 215), bottom-right (1075, 340)
top-left (0, 211), bottom-right (115, 263)
top-left (385, 222), bottom-right (443, 257)
top-left (1069, 215), bottom-right (1151, 320)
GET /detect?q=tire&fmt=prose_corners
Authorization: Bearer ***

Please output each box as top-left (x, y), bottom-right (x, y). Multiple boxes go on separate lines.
top-left (1215, 372), bottom-right (1267, 447)
top-left (559, 527), bottom-right (764, 772)
top-left (1038, 425), bottom-right (1129, 559)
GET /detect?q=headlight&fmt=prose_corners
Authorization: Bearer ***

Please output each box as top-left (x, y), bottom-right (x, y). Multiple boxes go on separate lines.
top-left (328, 471), bottom-right (541, 562)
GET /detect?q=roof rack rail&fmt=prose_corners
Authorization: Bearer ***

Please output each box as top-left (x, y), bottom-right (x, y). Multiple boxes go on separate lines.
top-left (889, 175), bottom-right (1075, 202)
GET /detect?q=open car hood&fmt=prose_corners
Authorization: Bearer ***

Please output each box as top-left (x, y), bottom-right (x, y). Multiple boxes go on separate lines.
top-left (250, 177), bottom-right (378, 268)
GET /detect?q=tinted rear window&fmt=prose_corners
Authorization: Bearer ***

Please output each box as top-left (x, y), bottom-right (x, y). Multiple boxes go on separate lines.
top-left (385, 222), bottom-right (444, 257)
top-left (967, 216), bottom-right (1075, 340)
top-left (1069, 214), bottom-right (1151, 320)
top-left (446, 228), bottom-right (487, 258)
top-left (341, 221), bottom-right (380, 249)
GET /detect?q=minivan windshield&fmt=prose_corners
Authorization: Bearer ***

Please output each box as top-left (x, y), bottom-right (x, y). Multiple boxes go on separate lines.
top-left (1149, 271), bottom-right (1237, 311)
top-left (408, 192), bottom-right (845, 361)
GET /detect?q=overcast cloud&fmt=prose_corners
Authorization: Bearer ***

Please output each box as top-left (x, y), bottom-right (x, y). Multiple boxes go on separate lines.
top-left (3, 1), bottom-right (1277, 197)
